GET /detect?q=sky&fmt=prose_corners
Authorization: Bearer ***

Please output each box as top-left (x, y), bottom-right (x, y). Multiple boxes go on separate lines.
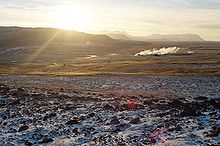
top-left (0, 0), bottom-right (220, 41)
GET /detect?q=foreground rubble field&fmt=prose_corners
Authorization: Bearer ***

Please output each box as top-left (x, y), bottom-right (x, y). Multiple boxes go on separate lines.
top-left (0, 75), bottom-right (220, 145)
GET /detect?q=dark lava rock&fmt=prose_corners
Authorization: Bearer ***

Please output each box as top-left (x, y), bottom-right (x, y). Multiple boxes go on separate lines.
top-left (114, 123), bottom-right (131, 132)
top-left (181, 105), bottom-right (201, 117)
top-left (40, 138), bottom-right (54, 144)
top-left (9, 99), bottom-right (21, 105)
top-left (209, 99), bottom-right (217, 105)
top-left (2, 115), bottom-right (7, 120)
top-left (143, 100), bottom-right (153, 105)
top-left (109, 117), bottom-right (120, 125)
top-left (59, 104), bottom-right (76, 110)
top-left (116, 103), bottom-right (127, 111)
top-left (17, 87), bottom-right (24, 93)
top-left (130, 117), bottom-right (140, 124)
top-left (8, 128), bottom-right (17, 133)
top-left (0, 100), bottom-right (6, 106)
top-left (18, 125), bottom-right (29, 132)
top-left (81, 125), bottom-right (96, 133)
top-left (175, 125), bottom-right (183, 131)
top-left (195, 96), bottom-right (209, 101)
top-left (42, 116), bottom-right (48, 121)
top-left (137, 104), bottom-right (145, 109)
top-left (117, 142), bottom-right (127, 146)
top-left (208, 111), bottom-right (217, 116)
top-left (206, 144), bottom-right (219, 146)
top-left (48, 113), bottom-right (57, 117)
top-left (103, 104), bottom-right (114, 110)
top-left (79, 115), bottom-right (86, 121)
top-left (25, 140), bottom-right (33, 146)
top-left (72, 128), bottom-right (78, 133)
top-left (43, 113), bottom-right (57, 121)
top-left (0, 86), bottom-right (10, 93)
top-left (88, 112), bottom-right (95, 118)
top-left (1, 95), bottom-right (9, 98)
top-left (209, 99), bottom-right (219, 108)
top-left (170, 99), bottom-right (184, 108)
top-left (158, 100), bottom-right (168, 105)
top-left (157, 111), bottom-right (169, 117)
top-left (164, 118), bottom-right (180, 128)
top-left (178, 97), bottom-right (187, 101)
top-left (207, 126), bottom-right (220, 137)
top-left (66, 118), bottom-right (79, 125)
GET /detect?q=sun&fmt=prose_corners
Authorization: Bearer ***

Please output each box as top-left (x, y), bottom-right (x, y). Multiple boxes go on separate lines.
top-left (52, 6), bottom-right (89, 31)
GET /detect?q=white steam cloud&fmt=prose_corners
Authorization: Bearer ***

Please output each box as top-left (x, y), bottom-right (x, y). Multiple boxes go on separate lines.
top-left (135, 47), bottom-right (193, 56)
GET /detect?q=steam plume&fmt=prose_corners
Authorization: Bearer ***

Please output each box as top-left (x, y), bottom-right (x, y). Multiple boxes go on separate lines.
top-left (135, 47), bottom-right (193, 56)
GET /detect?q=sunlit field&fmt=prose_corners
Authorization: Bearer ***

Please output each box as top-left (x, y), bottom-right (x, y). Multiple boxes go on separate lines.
top-left (0, 34), bottom-right (220, 76)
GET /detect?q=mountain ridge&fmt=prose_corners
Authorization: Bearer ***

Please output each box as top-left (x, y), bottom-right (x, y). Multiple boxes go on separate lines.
top-left (131, 33), bottom-right (205, 42)
top-left (99, 30), bottom-right (204, 42)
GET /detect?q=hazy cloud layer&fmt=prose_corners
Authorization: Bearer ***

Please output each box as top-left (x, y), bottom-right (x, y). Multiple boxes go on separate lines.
top-left (197, 24), bottom-right (220, 30)
top-left (1, 0), bottom-right (220, 9)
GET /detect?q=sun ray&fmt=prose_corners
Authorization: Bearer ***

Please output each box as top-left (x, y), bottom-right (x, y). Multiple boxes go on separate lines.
top-left (27, 30), bottom-right (61, 63)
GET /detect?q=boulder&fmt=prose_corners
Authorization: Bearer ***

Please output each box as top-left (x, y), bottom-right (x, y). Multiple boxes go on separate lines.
top-left (103, 104), bottom-right (114, 110)
top-left (195, 96), bottom-right (208, 101)
top-left (66, 118), bottom-right (79, 125)
top-left (130, 117), bottom-right (140, 124)
top-left (110, 117), bottom-right (120, 125)
top-left (18, 125), bottom-right (29, 132)
top-left (40, 138), bottom-right (54, 144)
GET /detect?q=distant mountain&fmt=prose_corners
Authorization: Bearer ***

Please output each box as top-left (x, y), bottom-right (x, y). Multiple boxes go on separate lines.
top-left (98, 30), bottom-right (129, 36)
top-left (99, 30), bottom-right (204, 42)
top-left (0, 26), bottom-right (114, 48)
top-left (106, 34), bottom-right (130, 40)
top-left (96, 30), bottom-right (130, 40)
top-left (130, 34), bottom-right (205, 42)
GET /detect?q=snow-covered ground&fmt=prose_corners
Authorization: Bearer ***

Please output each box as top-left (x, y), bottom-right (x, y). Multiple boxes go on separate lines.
top-left (0, 75), bottom-right (219, 145)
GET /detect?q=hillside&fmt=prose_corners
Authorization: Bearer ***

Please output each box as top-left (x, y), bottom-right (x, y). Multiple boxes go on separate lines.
top-left (0, 26), bottom-right (115, 48)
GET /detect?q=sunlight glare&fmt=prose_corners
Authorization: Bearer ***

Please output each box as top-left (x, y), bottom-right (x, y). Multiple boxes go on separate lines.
top-left (52, 6), bottom-right (90, 31)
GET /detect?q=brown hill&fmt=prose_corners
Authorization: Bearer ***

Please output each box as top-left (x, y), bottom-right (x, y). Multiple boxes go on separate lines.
top-left (0, 26), bottom-right (115, 48)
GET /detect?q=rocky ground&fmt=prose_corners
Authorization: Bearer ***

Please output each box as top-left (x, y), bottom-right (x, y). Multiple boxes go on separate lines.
top-left (0, 75), bottom-right (220, 145)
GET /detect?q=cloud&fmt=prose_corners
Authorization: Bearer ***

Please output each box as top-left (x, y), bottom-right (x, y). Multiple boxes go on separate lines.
top-left (1, 0), bottom-right (220, 12)
top-left (197, 24), bottom-right (220, 30)
top-left (132, 0), bottom-right (220, 10)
